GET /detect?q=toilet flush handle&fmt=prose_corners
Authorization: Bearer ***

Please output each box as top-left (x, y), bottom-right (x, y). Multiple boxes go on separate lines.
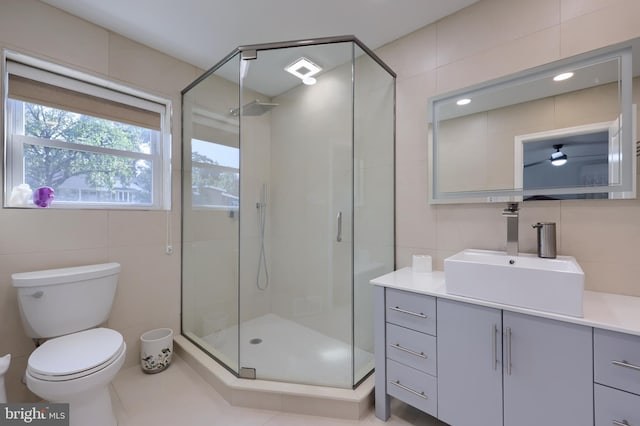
top-left (29, 291), bottom-right (43, 298)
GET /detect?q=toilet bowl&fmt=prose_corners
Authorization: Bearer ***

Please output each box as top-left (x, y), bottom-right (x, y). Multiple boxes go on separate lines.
top-left (12, 263), bottom-right (124, 426)
top-left (0, 354), bottom-right (10, 403)
top-left (26, 329), bottom-right (125, 426)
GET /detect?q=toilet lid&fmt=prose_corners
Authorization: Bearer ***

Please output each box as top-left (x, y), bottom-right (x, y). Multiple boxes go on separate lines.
top-left (28, 328), bottom-right (124, 380)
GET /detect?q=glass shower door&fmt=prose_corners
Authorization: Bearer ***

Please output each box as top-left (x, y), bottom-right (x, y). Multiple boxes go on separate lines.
top-left (353, 44), bottom-right (395, 384)
top-left (182, 53), bottom-right (241, 374)
top-left (237, 42), bottom-right (355, 387)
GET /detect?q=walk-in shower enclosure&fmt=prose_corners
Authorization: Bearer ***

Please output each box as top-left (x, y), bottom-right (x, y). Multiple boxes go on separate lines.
top-left (182, 36), bottom-right (395, 388)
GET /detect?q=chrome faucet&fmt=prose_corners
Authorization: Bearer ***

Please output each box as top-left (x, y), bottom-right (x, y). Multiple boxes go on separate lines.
top-left (502, 203), bottom-right (519, 256)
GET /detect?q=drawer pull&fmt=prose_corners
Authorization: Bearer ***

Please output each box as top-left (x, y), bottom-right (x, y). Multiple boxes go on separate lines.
top-left (612, 420), bottom-right (629, 426)
top-left (612, 360), bottom-right (640, 372)
top-left (388, 306), bottom-right (427, 318)
top-left (390, 343), bottom-right (427, 359)
top-left (389, 380), bottom-right (428, 400)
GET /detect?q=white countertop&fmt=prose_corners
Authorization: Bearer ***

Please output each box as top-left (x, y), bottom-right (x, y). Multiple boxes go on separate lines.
top-left (371, 267), bottom-right (640, 337)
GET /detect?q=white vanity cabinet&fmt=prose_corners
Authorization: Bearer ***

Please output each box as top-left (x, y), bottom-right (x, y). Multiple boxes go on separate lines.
top-left (594, 329), bottom-right (640, 426)
top-left (437, 299), bottom-right (593, 426)
top-left (373, 268), bottom-right (640, 426)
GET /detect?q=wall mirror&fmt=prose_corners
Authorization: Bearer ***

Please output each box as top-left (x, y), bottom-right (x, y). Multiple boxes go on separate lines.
top-left (429, 38), bottom-right (639, 204)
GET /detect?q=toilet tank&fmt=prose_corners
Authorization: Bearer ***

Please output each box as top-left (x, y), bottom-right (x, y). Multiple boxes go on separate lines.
top-left (12, 263), bottom-right (121, 338)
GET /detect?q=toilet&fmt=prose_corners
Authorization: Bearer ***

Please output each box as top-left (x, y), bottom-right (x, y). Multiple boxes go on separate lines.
top-left (12, 263), bottom-right (125, 426)
top-left (0, 354), bottom-right (10, 403)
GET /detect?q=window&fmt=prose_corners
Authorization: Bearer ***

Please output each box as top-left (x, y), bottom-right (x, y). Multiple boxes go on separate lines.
top-left (4, 51), bottom-right (171, 209)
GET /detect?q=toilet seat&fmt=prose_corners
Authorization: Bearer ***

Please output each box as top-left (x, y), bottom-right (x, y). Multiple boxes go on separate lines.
top-left (28, 328), bottom-right (124, 382)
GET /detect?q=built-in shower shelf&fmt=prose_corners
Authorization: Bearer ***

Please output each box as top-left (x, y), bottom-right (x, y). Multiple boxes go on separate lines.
top-left (175, 335), bottom-right (374, 419)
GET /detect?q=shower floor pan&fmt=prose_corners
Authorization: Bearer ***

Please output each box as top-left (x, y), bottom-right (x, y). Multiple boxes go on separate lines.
top-left (176, 313), bottom-right (374, 419)
top-left (202, 313), bottom-right (373, 387)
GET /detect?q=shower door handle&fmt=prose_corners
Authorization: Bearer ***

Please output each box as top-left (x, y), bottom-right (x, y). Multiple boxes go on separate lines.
top-left (336, 211), bottom-right (343, 242)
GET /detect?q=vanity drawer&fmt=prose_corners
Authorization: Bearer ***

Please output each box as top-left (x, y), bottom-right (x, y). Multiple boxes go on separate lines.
top-left (595, 384), bottom-right (640, 426)
top-left (594, 329), bottom-right (640, 396)
top-left (386, 359), bottom-right (437, 417)
top-left (386, 323), bottom-right (436, 375)
top-left (386, 288), bottom-right (436, 335)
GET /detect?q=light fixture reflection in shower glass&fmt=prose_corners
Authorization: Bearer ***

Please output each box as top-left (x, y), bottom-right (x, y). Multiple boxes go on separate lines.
top-left (285, 57), bottom-right (322, 85)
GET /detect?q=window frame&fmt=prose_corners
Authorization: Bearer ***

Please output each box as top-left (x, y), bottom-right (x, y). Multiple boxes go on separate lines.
top-left (3, 50), bottom-right (172, 210)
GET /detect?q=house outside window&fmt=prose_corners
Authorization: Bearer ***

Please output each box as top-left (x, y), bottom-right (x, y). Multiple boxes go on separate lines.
top-left (191, 138), bottom-right (239, 209)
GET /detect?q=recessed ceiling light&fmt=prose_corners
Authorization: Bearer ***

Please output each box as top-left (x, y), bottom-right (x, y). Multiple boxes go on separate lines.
top-left (285, 57), bottom-right (322, 81)
top-left (302, 77), bottom-right (317, 85)
top-left (553, 72), bottom-right (574, 82)
top-left (456, 98), bottom-right (471, 106)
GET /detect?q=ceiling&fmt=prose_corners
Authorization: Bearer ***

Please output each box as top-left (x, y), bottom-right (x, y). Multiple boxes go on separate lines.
top-left (40, 0), bottom-right (479, 71)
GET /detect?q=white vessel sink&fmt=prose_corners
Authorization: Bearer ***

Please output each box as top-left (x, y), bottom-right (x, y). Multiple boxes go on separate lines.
top-left (444, 249), bottom-right (584, 317)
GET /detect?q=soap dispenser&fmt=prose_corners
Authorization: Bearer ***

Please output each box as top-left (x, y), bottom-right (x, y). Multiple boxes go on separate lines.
top-left (532, 222), bottom-right (557, 259)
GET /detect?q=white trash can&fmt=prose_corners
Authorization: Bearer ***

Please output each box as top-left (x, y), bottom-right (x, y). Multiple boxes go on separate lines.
top-left (140, 328), bottom-right (173, 374)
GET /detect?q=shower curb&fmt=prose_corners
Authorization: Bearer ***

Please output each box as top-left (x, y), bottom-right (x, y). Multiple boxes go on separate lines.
top-left (174, 335), bottom-right (374, 419)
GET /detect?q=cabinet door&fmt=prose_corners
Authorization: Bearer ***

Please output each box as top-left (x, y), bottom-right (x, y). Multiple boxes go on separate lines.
top-left (503, 311), bottom-right (593, 426)
top-left (437, 299), bottom-right (503, 426)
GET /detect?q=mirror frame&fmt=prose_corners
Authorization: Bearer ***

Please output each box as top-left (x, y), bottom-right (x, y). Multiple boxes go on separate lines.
top-left (429, 40), bottom-right (635, 204)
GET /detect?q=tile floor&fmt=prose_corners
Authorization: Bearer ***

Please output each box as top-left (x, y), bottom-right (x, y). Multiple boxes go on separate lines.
top-left (111, 355), bottom-right (447, 426)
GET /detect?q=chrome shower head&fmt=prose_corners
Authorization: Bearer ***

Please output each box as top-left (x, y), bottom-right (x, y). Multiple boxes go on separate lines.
top-left (229, 100), bottom-right (279, 117)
